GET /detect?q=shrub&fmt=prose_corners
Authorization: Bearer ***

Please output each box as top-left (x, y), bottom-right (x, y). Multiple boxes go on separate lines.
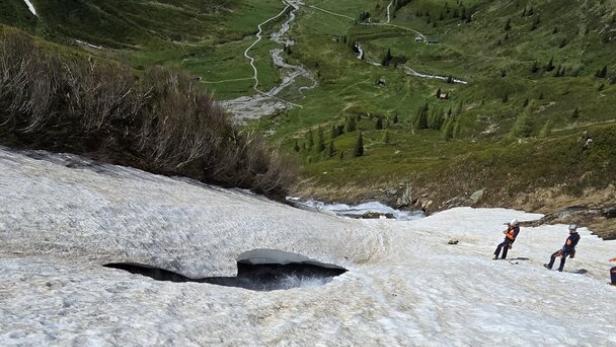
top-left (353, 132), bottom-right (364, 157)
top-left (0, 28), bottom-right (295, 197)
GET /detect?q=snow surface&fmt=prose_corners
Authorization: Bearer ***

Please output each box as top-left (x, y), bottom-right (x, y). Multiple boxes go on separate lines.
top-left (1, 148), bottom-right (615, 346)
top-left (22, 0), bottom-right (37, 16)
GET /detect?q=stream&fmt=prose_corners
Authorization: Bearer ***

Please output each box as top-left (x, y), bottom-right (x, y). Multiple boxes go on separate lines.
top-left (287, 197), bottom-right (425, 221)
top-left (223, 0), bottom-right (317, 121)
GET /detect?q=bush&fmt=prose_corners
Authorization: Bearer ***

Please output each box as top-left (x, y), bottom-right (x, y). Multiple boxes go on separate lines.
top-left (0, 28), bottom-right (295, 197)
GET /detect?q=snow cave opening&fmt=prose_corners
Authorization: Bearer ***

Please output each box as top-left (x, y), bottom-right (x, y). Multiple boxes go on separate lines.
top-left (104, 249), bottom-right (347, 292)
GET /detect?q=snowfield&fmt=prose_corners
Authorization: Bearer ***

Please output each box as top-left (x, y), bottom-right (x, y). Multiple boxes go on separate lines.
top-left (0, 148), bottom-right (615, 346)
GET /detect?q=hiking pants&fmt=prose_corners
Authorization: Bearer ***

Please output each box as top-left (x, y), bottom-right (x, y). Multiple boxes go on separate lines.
top-left (611, 266), bottom-right (616, 285)
top-left (494, 239), bottom-right (512, 259)
top-left (547, 249), bottom-right (571, 272)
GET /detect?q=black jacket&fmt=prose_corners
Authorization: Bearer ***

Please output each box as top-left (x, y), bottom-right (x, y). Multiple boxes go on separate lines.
top-left (563, 232), bottom-right (580, 252)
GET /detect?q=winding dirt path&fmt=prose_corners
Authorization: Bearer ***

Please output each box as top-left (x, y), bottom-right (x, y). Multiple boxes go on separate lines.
top-left (223, 0), bottom-right (318, 121)
top-left (244, 4), bottom-right (292, 91)
top-left (307, 4), bottom-right (467, 84)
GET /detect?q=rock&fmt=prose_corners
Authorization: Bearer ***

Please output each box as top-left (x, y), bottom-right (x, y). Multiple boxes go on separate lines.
top-left (395, 184), bottom-right (413, 208)
top-left (359, 212), bottom-right (395, 219)
top-left (448, 239), bottom-right (459, 245)
top-left (470, 189), bottom-right (485, 205)
top-left (603, 207), bottom-right (616, 219)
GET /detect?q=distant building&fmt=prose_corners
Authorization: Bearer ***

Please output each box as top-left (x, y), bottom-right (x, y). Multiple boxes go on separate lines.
top-left (438, 92), bottom-right (449, 100)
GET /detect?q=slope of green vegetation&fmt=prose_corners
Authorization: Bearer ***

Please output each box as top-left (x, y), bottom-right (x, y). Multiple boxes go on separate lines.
top-left (1, 0), bottom-right (615, 225)
top-left (251, 0), bottom-right (616, 209)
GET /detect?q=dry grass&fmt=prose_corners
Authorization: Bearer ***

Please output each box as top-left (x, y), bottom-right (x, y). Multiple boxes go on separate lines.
top-left (0, 28), bottom-right (295, 197)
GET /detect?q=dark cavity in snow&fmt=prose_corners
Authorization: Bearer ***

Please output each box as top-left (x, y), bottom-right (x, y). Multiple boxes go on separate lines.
top-left (104, 250), bottom-right (347, 291)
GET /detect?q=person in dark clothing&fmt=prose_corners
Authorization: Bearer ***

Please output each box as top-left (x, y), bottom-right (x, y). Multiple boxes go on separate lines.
top-left (493, 219), bottom-right (521, 260)
top-left (544, 224), bottom-right (581, 272)
top-left (610, 257), bottom-right (616, 286)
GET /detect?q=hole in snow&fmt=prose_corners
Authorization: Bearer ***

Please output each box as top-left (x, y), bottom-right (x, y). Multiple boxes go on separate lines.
top-left (104, 249), bottom-right (347, 292)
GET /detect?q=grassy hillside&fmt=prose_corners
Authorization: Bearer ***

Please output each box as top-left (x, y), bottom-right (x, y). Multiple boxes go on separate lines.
top-left (250, 0), bottom-right (616, 207)
top-left (0, 0), bottom-right (615, 233)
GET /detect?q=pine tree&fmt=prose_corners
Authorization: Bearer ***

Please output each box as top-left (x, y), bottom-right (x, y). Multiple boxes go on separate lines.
top-left (375, 117), bottom-right (383, 130)
top-left (293, 140), bottom-right (300, 152)
top-left (436, 88), bottom-right (442, 98)
top-left (353, 132), bottom-right (364, 157)
top-left (382, 48), bottom-right (393, 66)
top-left (504, 18), bottom-right (512, 31)
top-left (330, 124), bottom-right (338, 140)
top-left (530, 61), bottom-right (539, 73)
top-left (392, 113), bottom-right (399, 124)
top-left (337, 124), bottom-right (345, 135)
top-left (571, 108), bottom-right (580, 119)
top-left (523, 98), bottom-right (529, 107)
top-left (545, 57), bottom-right (555, 72)
top-left (345, 116), bottom-right (357, 132)
top-left (596, 65), bottom-right (608, 78)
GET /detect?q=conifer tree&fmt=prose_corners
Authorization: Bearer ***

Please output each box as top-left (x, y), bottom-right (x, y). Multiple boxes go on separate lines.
top-left (545, 57), bottom-right (555, 71)
top-left (353, 132), bottom-right (364, 157)
top-left (596, 65), bottom-right (608, 78)
top-left (345, 116), bottom-right (357, 132)
top-left (504, 18), bottom-right (512, 31)
top-left (382, 48), bottom-right (393, 66)
top-left (375, 117), bottom-right (383, 130)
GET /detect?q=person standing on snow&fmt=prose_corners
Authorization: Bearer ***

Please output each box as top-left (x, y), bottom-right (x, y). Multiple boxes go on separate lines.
top-left (610, 257), bottom-right (616, 286)
top-left (493, 219), bottom-right (520, 260)
top-left (544, 224), bottom-right (581, 272)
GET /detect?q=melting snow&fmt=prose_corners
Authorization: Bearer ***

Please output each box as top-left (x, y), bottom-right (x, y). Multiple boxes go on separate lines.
top-left (1, 148), bottom-right (615, 345)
